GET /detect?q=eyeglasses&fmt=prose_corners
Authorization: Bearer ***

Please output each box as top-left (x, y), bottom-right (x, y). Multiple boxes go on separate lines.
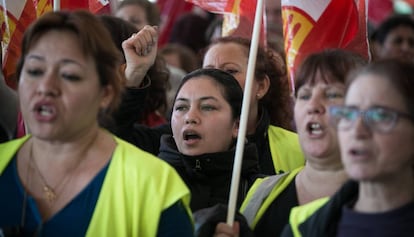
top-left (329, 105), bottom-right (414, 133)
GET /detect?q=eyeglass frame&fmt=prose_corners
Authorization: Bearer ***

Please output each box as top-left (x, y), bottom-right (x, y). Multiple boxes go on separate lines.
top-left (329, 105), bottom-right (414, 133)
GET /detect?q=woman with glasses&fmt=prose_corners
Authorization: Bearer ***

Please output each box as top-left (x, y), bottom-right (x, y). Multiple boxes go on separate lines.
top-left (282, 59), bottom-right (414, 236)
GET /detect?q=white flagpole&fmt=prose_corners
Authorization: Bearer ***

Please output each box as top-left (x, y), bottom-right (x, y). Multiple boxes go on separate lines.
top-left (226, 0), bottom-right (265, 226)
top-left (53, 0), bottom-right (60, 11)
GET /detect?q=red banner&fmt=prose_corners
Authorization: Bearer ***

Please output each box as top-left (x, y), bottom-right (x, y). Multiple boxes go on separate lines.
top-left (282, 0), bottom-right (369, 88)
top-left (1, 1), bottom-right (38, 89)
top-left (187, 0), bottom-right (266, 46)
top-left (157, 0), bottom-right (194, 47)
top-left (1, 0), bottom-right (110, 88)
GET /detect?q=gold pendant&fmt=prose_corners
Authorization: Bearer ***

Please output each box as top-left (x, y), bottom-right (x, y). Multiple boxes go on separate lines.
top-left (43, 185), bottom-right (56, 203)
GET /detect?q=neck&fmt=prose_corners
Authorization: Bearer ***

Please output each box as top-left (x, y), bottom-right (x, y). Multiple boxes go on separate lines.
top-left (296, 164), bottom-right (348, 204)
top-left (32, 127), bottom-right (102, 164)
top-left (354, 173), bottom-right (414, 213)
top-left (247, 104), bottom-right (260, 135)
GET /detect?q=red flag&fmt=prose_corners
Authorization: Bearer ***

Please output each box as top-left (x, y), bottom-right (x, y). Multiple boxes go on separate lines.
top-left (1, 0), bottom-right (37, 89)
top-left (59, 0), bottom-right (110, 13)
top-left (367, 0), bottom-right (393, 27)
top-left (187, 0), bottom-right (267, 46)
top-left (282, 0), bottom-right (369, 89)
top-left (157, 0), bottom-right (194, 47)
top-left (89, 0), bottom-right (110, 14)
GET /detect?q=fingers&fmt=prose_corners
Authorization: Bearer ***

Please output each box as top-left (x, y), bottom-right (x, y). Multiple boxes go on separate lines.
top-left (214, 222), bottom-right (240, 237)
top-left (122, 25), bottom-right (158, 57)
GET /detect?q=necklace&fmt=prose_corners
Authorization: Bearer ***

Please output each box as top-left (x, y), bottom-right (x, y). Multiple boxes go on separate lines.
top-left (29, 141), bottom-right (70, 204)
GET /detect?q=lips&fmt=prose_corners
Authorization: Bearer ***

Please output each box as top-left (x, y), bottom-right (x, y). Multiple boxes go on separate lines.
top-left (183, 129), bottom-right (201, 141)
top-left (33, 101), bottom-right (57, 122)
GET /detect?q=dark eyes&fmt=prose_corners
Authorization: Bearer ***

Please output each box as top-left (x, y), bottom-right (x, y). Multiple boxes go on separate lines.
top-left (25, 68), bottom-right (80, 82)
top-left (297, 91), bottom-right (344, 100)
top-left (26, 68), bottom-right (43, 77)
top-left (173, 104), bottom-right (217, 112)
top-left (62, 73), bottom-right (81, 81)
top-left (224, 69), bottom-right (238, 75)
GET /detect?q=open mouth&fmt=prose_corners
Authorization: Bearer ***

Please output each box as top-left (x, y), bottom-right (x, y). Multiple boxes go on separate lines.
top-left (307, 122), bottom-right (323, 135)
top-left (183, 130), bottom-right (201, 141)
top-left (36, 105), bottom-right (55, 116)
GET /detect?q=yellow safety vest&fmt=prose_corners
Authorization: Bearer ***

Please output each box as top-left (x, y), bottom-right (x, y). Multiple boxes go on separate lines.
top-left (268, 126), bottom-right (305, 174)
top-left (0, 135), bottom-right (192, 237)
top-left (288, 197), bottom-right (329, 237)
top-left (240, 167), bottom-right (303, 228)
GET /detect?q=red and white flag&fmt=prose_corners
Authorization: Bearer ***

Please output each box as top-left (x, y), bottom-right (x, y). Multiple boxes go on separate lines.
top-left (1, 0), bottom-right (38, 88)
top-left (282, 0), bottom-right (369, 88)
top-left (1, 0), bottom-right (112, 88)
top-left (187, 0), bottom-right (267, 46)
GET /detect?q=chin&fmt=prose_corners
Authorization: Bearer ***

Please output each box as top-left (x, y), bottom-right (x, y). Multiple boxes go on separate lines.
top-left (347, 168), bottom-right (375, 182)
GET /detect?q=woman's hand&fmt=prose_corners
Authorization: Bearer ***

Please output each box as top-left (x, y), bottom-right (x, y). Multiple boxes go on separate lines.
top-left (122, 25), bottom-right (158, 87)
top-left (214, 222), bottom-right (240, 237)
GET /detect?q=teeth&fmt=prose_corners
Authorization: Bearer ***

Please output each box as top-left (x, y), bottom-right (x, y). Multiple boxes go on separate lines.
top-left (309, 123), bottom-right (322, 135)
top-left (311, 123), bottom-right (321, 129)
top-left (38, 105), bottom-right (53, 116)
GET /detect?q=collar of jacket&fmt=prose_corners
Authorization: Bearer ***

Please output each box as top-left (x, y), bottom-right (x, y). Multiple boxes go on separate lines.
top-left (158, 134), bottom-right (260, 178)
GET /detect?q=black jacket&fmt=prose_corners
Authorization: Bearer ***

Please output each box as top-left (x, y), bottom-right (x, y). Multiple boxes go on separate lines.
top-left (246, 109), bottom-right (275, 175)
top-left (282, 181), bottom-right (359, 237)
top-left (283, 181), bottom-right (414, 237)
top-left (158, 134), bottom-right (262, 212)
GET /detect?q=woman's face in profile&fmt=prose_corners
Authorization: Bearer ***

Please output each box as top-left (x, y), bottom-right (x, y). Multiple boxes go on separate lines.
top-left (171, 76), bottom-right (239, 156)
top-left (18, 30), bottom-right (113, 140)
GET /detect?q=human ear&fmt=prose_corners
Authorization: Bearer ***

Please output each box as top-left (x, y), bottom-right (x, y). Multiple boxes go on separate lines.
top-left (232, 119), bottom-right (240, 138)
top-left (100, 85), bottom-right (115, 110)
top-left (256, 75), bottom-right (270, 99)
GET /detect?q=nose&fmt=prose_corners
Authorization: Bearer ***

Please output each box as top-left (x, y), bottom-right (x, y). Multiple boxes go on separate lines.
top-left (351, 116), bottom-right (371, 139)
top-left (307, 95), bottom-right (326, 115)
top-left (36, 73), bottom-right (60, 97)
top-left (184, 107), bottom-right (200, 124)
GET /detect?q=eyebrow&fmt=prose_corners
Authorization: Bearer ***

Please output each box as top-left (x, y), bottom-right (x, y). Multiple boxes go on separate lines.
top-left (26, 54), bottom-right (85, 68)
top-left (175, 96), bottom-right (219, 103)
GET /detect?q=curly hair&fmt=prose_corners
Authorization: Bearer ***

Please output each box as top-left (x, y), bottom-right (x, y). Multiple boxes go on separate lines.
top-left (202, 36), bottom-right (293, 130)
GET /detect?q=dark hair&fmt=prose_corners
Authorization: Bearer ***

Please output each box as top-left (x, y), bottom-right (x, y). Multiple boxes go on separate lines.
top-left (346, 59), bottom-right (414, 117)
top-left (202, 36), bottom-right (293, 129)
top-left (160, 43), bottom-right (201, 73)
top-left (99, 15), bottom-right (169, 121)
top-left (16, 10), bottom-right (123, 123)
top-left (174, 68), bottom-right (243, 120)
top-left (117, 0), bottom-right (161, 26)
top-left (373, 14), bottom-right (414, 45)
top-left (169, 13), bottom-right (212, 54)
top-left (99, 15), bottom-right (137, 63)
top-left (295, 49), bottom-right (367, 96)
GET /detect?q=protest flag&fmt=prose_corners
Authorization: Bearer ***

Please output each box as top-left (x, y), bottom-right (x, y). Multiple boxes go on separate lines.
top-left (282, 0), bottom-right (369, 90)
top-left (187, 0), bottom-right (267, 46)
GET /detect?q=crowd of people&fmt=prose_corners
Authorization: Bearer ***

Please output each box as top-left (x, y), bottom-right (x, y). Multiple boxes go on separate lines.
top-left (0, 0), bottom-right (413, 236)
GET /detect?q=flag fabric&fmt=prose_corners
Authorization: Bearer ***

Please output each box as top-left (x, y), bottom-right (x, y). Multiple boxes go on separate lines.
top-left (157, 0), bottom-right (194, 47)
top-left (282, 0), bottom-right (369, 89)
top-left (1, 0), bottom-right (111, 88)
top-left (59, 0), bottom-right (111, 13)
top-left (1, 0), bottom-right (38, 89)
top-left (186, 0), bottom-right (267, 46)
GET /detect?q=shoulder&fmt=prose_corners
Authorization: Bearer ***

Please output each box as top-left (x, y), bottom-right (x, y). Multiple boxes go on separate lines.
top-left (0, 136), bottom-right (30, 173)
top-left (268, 125), bottom-right (298, 139)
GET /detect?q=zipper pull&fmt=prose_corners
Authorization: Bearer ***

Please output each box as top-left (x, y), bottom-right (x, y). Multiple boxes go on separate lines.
top-left (195, 159), bottom-right (201, 171)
